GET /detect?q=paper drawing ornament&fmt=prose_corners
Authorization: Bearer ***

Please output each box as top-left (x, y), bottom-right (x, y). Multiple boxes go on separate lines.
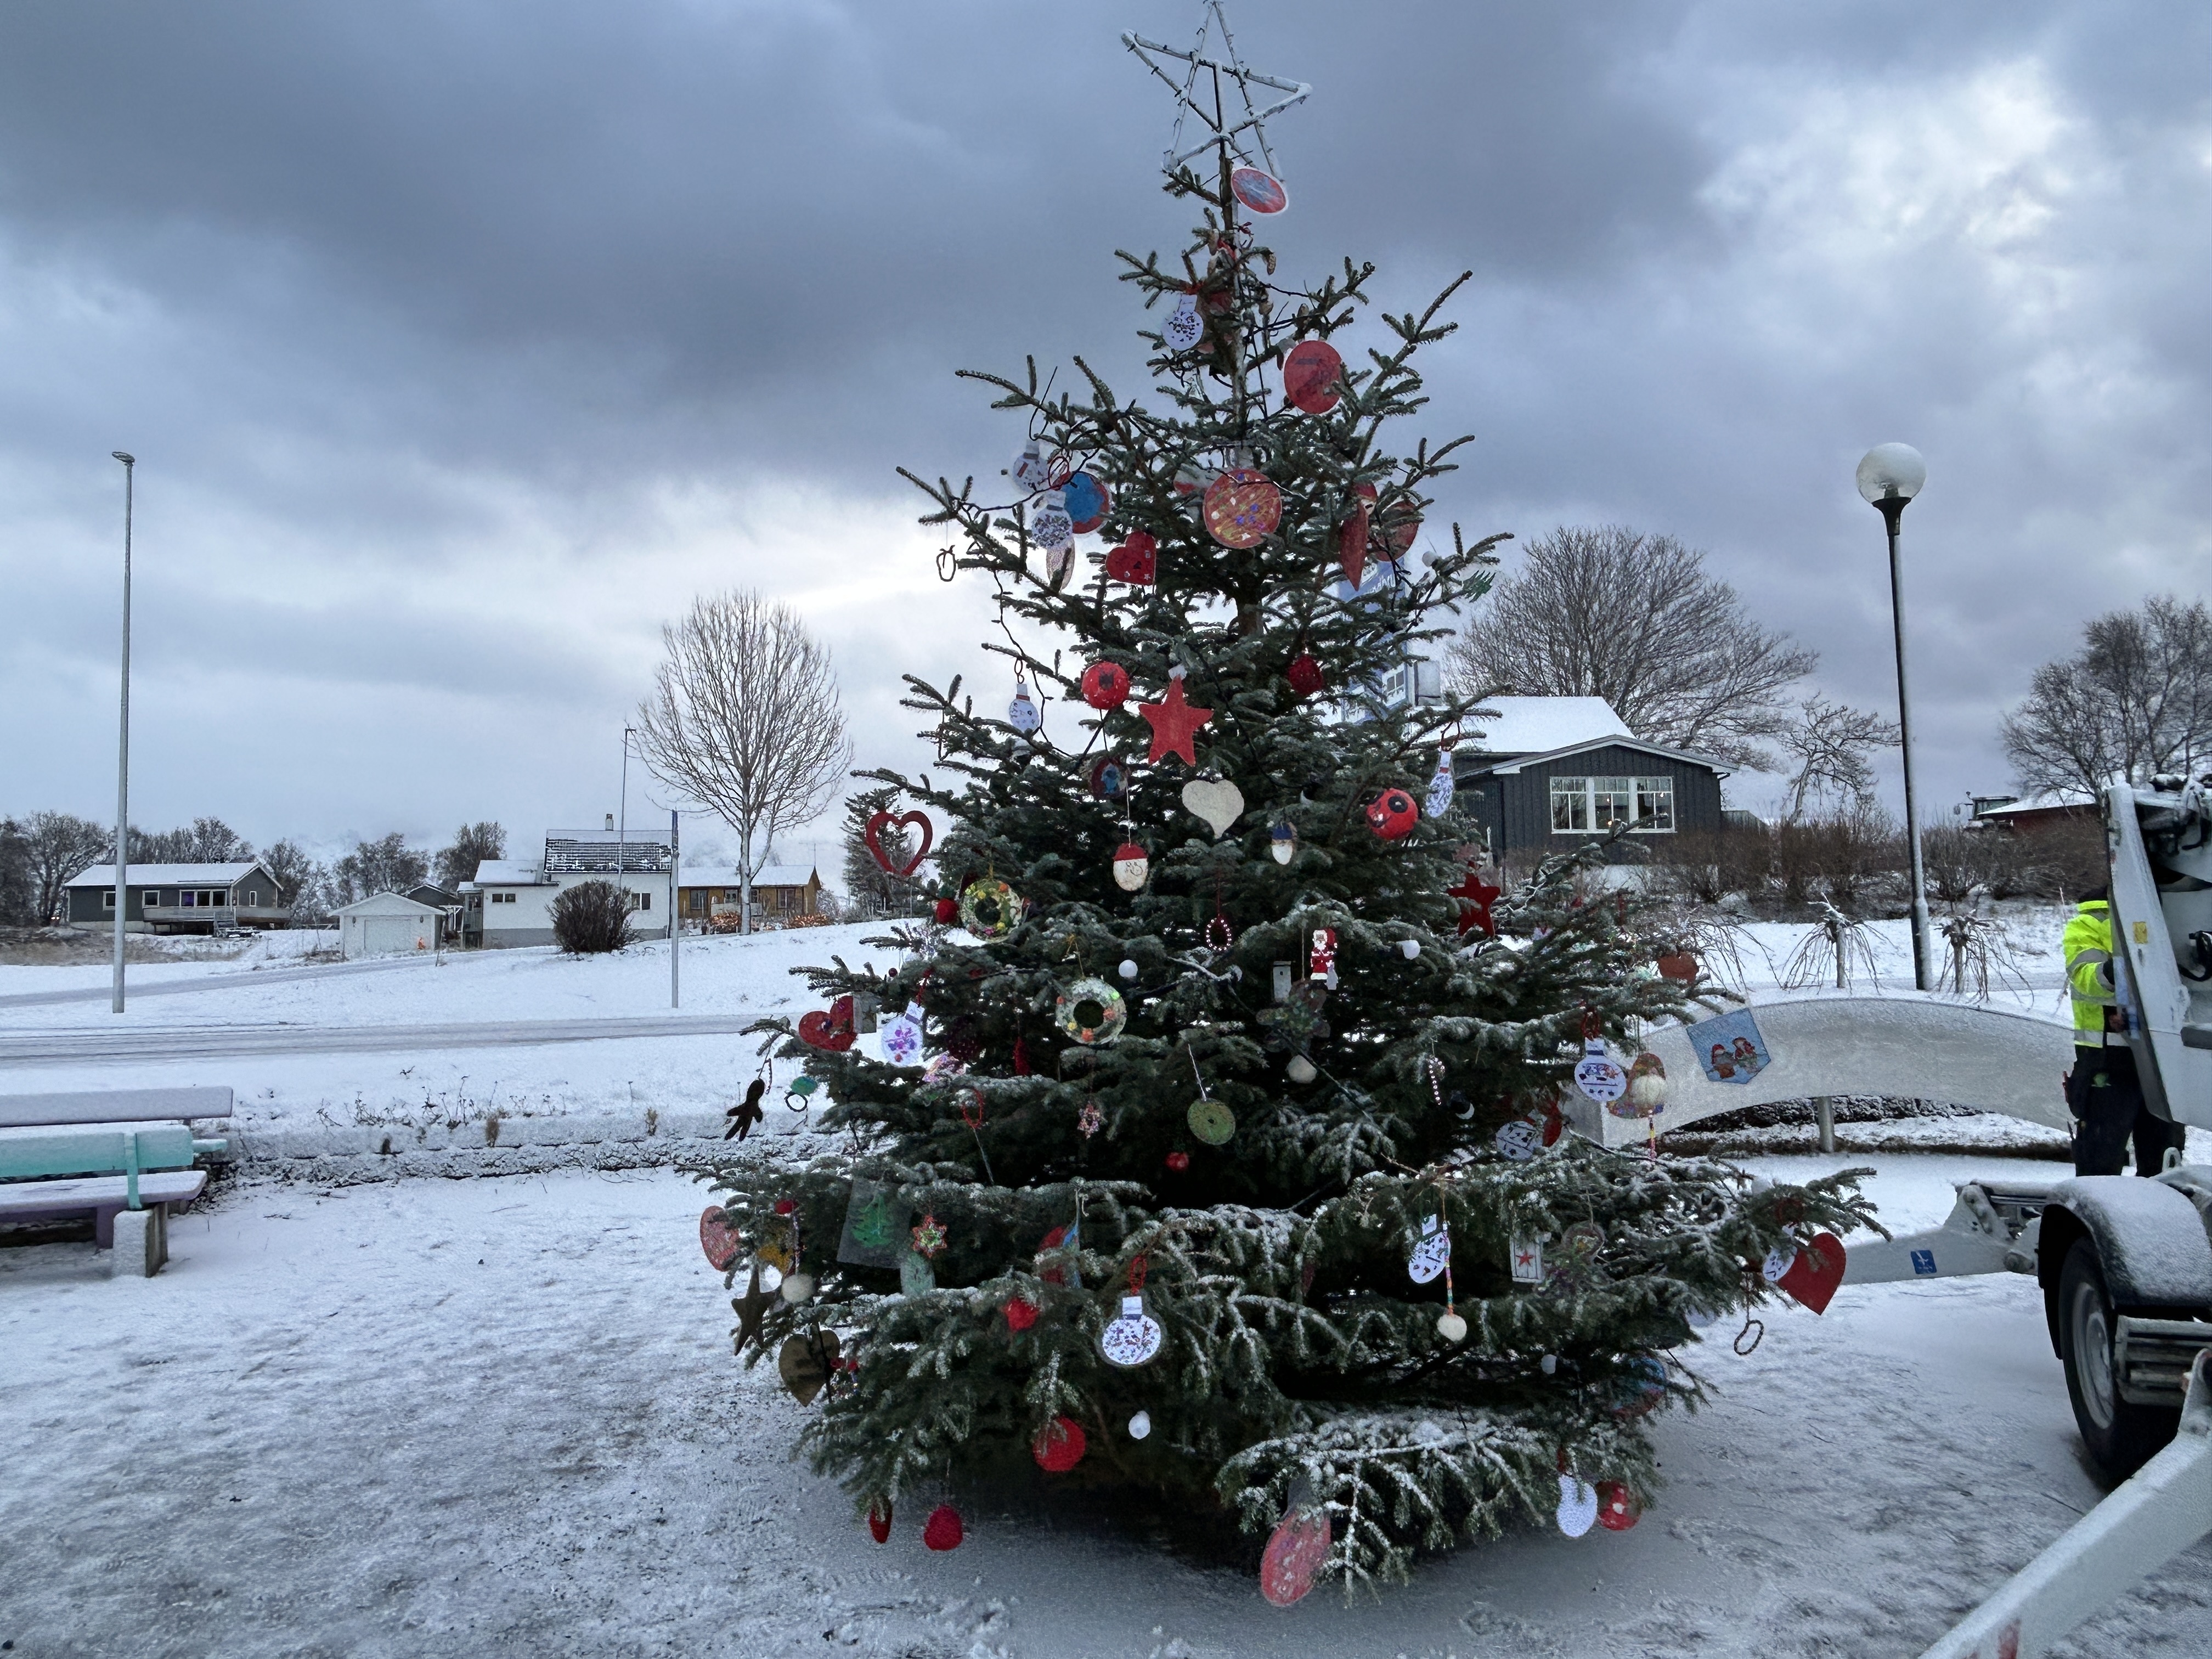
top-left (1164, 290), bottom-right (1205, 351)
top-left (1081, 660), bottom-right (1131, 709)
top-left (1007, 672), bottom-right (1042, 733)
top-left (1229, 164), bottom-right (1288, 215)
top-left (1573, 1039), bottom-right (1628, 1104)
top-left (1030, 489), bottom-right (1074, 555)
top-left (1087, 753), bottom-right (1128, 799)
top-left (1099, 1294), bottom-right (1164, 1368)
top-left (1009, 438), bottom-right (1052, 495)
top-left (1104, 530), bottom-right (1158, 584)
top-left (1339, 482), bottom-right (1374, 586)
top-left (1110, 840), bottom-right (1150, 892)
top-left (1282, 337), bottom-right (1342, 413)
top-left (1202, 467), bottom-right (1282, 548)
top-left (1407, 1214), bottom-right (1451, 1284)
top-left (1424, 746), bottom-right (1455, 817)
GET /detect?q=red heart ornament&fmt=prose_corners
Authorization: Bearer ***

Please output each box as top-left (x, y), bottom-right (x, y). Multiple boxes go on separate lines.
top-left (798, 995), bottom-right (856, 1052)
top-left (1032, 1415), bottom-right (1086, 1473)
top-left (1778, 1232), bottom-right (1846, 1314)
top-left (1005, 1295), bottom-right (1039, 1332)
top-left (1259, 1506), bottom-right (1331, 1606)
top-left (867, 1501), bottom-right (892, 1544)
top-left (1104, 531), bottom-right (1157, 584)
top-left (698, 1206), bottom-right (743, 1272)
top-left (864, 809), bottom-right (933, 878)
top-left (922, 1504), bottom-right (964, 1551)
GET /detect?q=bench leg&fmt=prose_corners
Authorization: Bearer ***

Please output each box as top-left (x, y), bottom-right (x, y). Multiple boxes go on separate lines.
top-left (108, 1208), bottom-right (160, 1279)
top-left (94, 1204), bottom-right (119, 1249)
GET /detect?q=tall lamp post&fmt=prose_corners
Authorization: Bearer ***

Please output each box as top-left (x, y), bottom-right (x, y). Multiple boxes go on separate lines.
top-left (1857, 442), bottom-right (1932, 992)
top-left (110, 451), bottom-right (136, 1015)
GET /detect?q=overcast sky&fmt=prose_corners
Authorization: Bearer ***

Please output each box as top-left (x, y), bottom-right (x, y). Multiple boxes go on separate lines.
top-left (1, 1), bottom-right (2204, 873)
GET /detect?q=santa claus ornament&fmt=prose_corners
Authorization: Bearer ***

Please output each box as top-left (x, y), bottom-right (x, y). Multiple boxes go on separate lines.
top-left (1270, 820), bottom-right (1297, 865)
top-left (1111, 841), bottom-right (1150, 892)
top-left (1081, 660), bottom-right (1131, 709)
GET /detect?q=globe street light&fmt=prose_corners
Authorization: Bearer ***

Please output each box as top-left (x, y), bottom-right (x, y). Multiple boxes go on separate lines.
top-left (110, 451), bottom-right (136, 1014)
top-left (1857, 442), bottom-right (1932, 992)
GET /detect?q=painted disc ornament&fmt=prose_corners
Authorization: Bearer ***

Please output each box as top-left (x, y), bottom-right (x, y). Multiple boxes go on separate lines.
top-left (1110, 840), bottom-right (1150, 892)
top-left (1104, 531), bottom-right (1157, 584)
top-left (1573, 1039), bottom-right (1628, 1104)
top-left (1007, 677), bottom-right (1042, 733)
top-left (1596, 1482), bottom-right (1641, 1532)
top-left (777, 1328), bottom-right (839, 1404)
top-left (1100, 1294), bottom-right (1164, 1368)
top-left (1365, 787), bottom-right (1419, 840)
top-left (1425, 747), bottom-right (1455, 817)
top-left (922, 1505), bottom-right (964, 1551)
top-left (1032, 1415), bottom-right (1087, 1474)
top-left (1229, 165), bottom-right (1289, 216)
top-left (1556, 1474), bottom-right (1599, 1538)
top-left (1087, 754), bottom-right (1128, 799)
top-left (1030, 489), bottom-right (1074, 554)
top-left (1187, 1097), bottom-right (1236, 1146)
top-left (1407, 1214), bottom-right (1451, 1284)
top-left (959, 877), bottom-right (1021, 939)
top-left (1282, 338), bottom-right (1343, 414)
top-left (1611, 1355), bottom-right (1670, 1419)
top-left (1164, 291), bottom-right (1206, 352)
top-left (1055, 977), bottom-right (1128, 1046)
top-left (1009, 439), bottom-right (1052, 495)
top-left (1285, 652), bottom-right (1325, 698)
top-left (881, 1003), bottom-right (925, 1066)
top-left (1202, 468), bottom-right (1282, 549)
top-left (1269, 820), bottom-right (1297, 865)
top-left (1062, 471), bottom-right (1111, 534)
top-left (1081, 660), bottom-right (1132, 709)
top-left (699, 1206), bottom-right (743, 1272)
top-left (1259, 1504), bottom-right (1330, 1607)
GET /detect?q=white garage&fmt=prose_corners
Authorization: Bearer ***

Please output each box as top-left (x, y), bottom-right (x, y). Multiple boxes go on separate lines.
top-left (334, 891), bottom-right (445, 961)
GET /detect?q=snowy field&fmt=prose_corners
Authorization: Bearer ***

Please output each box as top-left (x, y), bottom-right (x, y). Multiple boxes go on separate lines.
top-left (3, 1152), bottom-right (2207, 1658)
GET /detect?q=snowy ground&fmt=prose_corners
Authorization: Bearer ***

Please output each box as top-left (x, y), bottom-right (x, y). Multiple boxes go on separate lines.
top-left (3, 1153), bottom-right (2206, 1658)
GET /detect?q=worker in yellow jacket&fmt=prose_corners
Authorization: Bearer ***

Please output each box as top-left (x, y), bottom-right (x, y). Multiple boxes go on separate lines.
top-left (2064, 887), bottom-right (2186, 1176)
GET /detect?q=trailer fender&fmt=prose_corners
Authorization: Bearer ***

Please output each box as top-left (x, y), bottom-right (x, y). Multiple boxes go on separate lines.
top-left (2036, 1177), bottom-right (2212, 1353)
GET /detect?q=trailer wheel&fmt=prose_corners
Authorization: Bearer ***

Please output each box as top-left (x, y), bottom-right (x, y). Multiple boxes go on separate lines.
top-left (2057, 1238), bottom-right (2181, 1478)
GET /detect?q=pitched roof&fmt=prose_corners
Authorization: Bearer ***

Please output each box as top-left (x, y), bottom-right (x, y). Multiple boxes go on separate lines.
top-left (1977, 789), bottom-right (2096, 820)
top-left (1465, 734), bottom-right (1730, 777)
top-left (64, 861), bottom-right (264, 888)
top-left (334, 891), bottom-right (444, 916)
top-left (542, 830), bottom-right (672, 873)
top-left (468, 860), bottom-right (554, 887)
top-left (1463, 696), bottom-right (1633, 756)
top-left (676, 864), bottom-right (820, 889)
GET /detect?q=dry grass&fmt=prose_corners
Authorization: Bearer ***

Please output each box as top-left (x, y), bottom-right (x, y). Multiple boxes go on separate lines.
top-left (0, 928), bottom-right (251, 968)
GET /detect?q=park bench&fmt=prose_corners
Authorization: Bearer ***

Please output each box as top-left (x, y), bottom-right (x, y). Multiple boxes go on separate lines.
top-left (0, 1086), bottom-right (231, 1278)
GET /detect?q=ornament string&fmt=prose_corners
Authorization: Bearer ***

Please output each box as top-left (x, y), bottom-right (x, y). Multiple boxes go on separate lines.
top-left (1733, 1268), bottom-right (1765, 1356)
top-left (958, 1090), bottom-right (997, 1185)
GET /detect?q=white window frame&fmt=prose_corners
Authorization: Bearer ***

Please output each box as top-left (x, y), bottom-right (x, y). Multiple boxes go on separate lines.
top-left (101, 890), bottom-right (115, 910)
top-left (1549, 772), bottom-right (1680, 834)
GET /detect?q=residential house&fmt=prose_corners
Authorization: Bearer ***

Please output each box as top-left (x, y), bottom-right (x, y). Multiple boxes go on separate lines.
top-left (1968, 789), bottom-right (2097, 835)
top-left (404, 882), bottom-right (465, 944)
top-left (1451, 697), bottom-right (1728, 860)
top-left (458, 821), bottom-right (675, 948)
top-left (62, 861), bottom-right (291, 934)
top-left (675, 864), bottom-right (822, 929)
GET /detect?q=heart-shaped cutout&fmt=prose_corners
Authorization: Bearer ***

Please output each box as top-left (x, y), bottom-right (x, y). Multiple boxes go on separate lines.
top-left (798, 999), bottom-right (856, 1051)
top-left (699, 1206), bottom-right (743, 1272)
top-left (1778, 1231), bottom-right (1846, 1314)
top-left (1181, 777), bottom-right (1245, 839)
top-left (1106, 531), bottom-right (1158, 584)
top-left (778, 1328), bottom-right (842, 1404)
top-left (864, 809), bottom-right (933, 878)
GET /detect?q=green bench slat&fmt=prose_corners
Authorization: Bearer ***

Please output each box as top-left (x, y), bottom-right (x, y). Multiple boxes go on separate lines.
top-left (0, 1122), bottom-right (202, 1182)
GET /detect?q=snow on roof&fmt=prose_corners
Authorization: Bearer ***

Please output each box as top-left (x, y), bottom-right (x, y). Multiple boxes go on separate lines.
top-left (678, 865), bottom-right (819, 889)
top-left (64, 861), bottom-right (262, 888)
top-left (1463, 697), bottom-right (1633, 755)
top-left (334, 891), bottom-right (444, 916)
top-left (1978, 789), bottom-right (2096, 819)
top-left (471, 860), bottom-right (552, 886)
top-left (1481, 733), bottom-right (1730, 778)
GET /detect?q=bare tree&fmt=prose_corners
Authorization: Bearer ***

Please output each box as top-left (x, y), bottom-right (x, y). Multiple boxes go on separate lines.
top-left (260, 839), bottom-right (320, 909)
top-left (332, 833), bottom-right (430, 904)
top-left (0, 819), bottom-right (32, 925)
top-left (1447, 526), bottom-right (1816, 768)
top-left (129, 817), bottom-right (253, 864)
top-left (1774, 696), bottom-right (1900, 822)
top-left (2001, 594), bottom-right (2211, 799)
top-left (634, 591), bottom-right (851, 934)
top-left (23, 812), bottom-right (112, 926)
top-left (435, 822), bottom-right (506, 889)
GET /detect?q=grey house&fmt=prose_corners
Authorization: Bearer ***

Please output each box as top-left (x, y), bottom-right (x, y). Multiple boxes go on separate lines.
top-left (1451, 698), bottom-right (1728, 860)
top-left (64, 861), bottom-right (291, 934)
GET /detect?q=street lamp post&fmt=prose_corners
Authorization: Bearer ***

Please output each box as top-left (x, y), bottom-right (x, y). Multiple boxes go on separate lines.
top-left (110, 451), bottom-right (136, 1015)
top-left (1857, 442), bottom-right (1932, 992)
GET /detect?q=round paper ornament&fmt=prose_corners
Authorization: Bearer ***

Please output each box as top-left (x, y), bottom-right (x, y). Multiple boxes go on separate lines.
top-left (1407, 1214), bottom-right (1452, 1284)
top-left (1259, 1505), bottom-right (1330, 1607)
top-left (1187, 1097), bottom-right (1236, 1145)
top-left (1494, 1119), bottom-right (1542, 1161)
top-left (1087, 754), bottom-right (1128, 799)
top-left (959, 877), bottom-right (1020, 939)
top-left (1128, 1410), bottom-right (1152, 1440)
top-left (1382, 503), bottom-right (1421, 557)
top-left (1762, 1245), bottom-right (1798, 1284)
top-left (1202, 468), bottom-right (1282, 549)
top-left (1596, 1482), bottom-right (1641, 1531)
top-left (1104, 531), bottom-right (1157, 584)
top-left (1062, 471), bottom-right (1111, 534)
top-left (1055, 978), bottom-right (1128, 1046)
top-left (1009, 439), bottom-right (1052, 495)
top-left (867, 1501), bottom-right (893, 1544)
top-left (922, 1505), bottom-right (964, 1551)
top-left (1032, 1415), bottom-right (1086, 1473)
top-left (1556, 1474), bottom-right (1599, 1538)
top-left (1229, 165), bottom-right (1289, 216)
top-left (1030, 489), bottom-right (1074, 554)
top-left (1081, 660), bottom-right (1131, 709)
top-left (1282, 338), bottom-right (1343, 414)
top-left (1164, 291), bottom-right (1205, 352)
top-left (1007, 675), bottom-right (1042, 733)
top-left (881, 1004), bottom-right (925, 1066)
top-left (1574, 1039), bottom-right (1628, 1104)
top-left (1270, 820), bottom-right (1297, 865)
top-left (1285, 652), bottom-right (1325, 698)
top-left (1164, 1150), bottom-right (1190, 1172)
top-left (1365, 788), bottom-right (1419, 840)
top-left (1100, 1294), bottom-right (1164, 1368)
top-left (1111, 841), bottom-right (1150, 891)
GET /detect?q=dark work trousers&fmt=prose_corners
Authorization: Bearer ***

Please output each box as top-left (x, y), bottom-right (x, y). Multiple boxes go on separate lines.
top-left (2068, 1044), bottom-right (2187, 1176)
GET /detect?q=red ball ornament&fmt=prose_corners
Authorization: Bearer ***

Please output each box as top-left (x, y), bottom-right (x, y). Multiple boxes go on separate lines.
top-left (1286, 653), bottom-right (1325, 698)
top-left (933, 897), bottom-right (959, 924)
top-left (922, 1504), bottom-right (964, 1551)
top-left (1004, 1295), bottom-right (1039, 1333)
top-left (1165, 1150), bottom-right (1191, 1172)
top-left (867, 1500), bottom-right (893, 1544)
top-left (774, 1198), bottom-right (797, 1216)
top-left (1081, 661), bottom-right (1131, 709)
top-left (1596, 1481), bottom-right (1641, 1531)
top-left (1365, 788), bottom-right (1419, 840)
top-left (1032, 1415), bottom-right (1087, 1474)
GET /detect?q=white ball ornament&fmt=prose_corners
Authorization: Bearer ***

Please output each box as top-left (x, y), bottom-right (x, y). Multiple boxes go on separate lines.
top-left (1398, 939), bottom-right (1421, 960)
top-left (779, 1272), bottom-right (816, 1305)
top-left (1436, 1311), bottom-right (1467, 1342)
top-left (1128, 1410), bottom-right (1153, 1440)
top-left (1286, 1055), bottom-right (1318, 1084)
top-left (1119, 958), bottom-right (1139, 980)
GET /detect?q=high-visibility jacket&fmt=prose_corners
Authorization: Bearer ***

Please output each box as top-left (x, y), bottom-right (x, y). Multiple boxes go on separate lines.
top-left (2064, 900), bottom-right (2120, 1047)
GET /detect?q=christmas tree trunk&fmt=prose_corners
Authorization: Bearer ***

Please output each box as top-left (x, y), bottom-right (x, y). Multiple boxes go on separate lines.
top-left (695, 157), bottom-right (1875, 1594)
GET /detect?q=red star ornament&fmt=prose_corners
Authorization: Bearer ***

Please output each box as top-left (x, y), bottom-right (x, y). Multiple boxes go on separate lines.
top-left (1138, 669), bottom-right (1212, 768)
top-left (1447, 864), bottom-right (1501, 936)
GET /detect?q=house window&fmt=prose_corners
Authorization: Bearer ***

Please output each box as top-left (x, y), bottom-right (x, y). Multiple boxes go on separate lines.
top-left (492, 891), bottom-right (516, 904)
top-left (145, 889), bottom-right (161, 907)
top-left (1550, 774), bottom-right (1679, 834)
top-left (631, 890), bottom-right (651, 911)
top-left (686, 890), bottom-right (707, 916)
top-left (101, 891), bottom-right (115, 910)
top-left (180, 890), bottom-right (194, 907)
top-left (245, 889), bottom-right (259, 906)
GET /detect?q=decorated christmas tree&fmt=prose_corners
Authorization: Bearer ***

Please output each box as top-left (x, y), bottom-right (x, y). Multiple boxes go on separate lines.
top-left (698, 7), bottom-right (1874, 1596)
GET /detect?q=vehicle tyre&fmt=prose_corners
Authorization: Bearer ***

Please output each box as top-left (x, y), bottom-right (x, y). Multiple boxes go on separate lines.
top-left (2056, 1238), bottom-right (2181, 1479)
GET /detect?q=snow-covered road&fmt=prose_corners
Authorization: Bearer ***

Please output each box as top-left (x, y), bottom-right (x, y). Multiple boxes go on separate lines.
top-left (2, 1154), bottom-right (2204, 1658)
top-left (0, 1012), bottom-right (764, 1063)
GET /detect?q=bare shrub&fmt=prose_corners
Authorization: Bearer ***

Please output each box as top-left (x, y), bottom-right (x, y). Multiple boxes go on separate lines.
top-left (552, 879), bottom-right (633, 955)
